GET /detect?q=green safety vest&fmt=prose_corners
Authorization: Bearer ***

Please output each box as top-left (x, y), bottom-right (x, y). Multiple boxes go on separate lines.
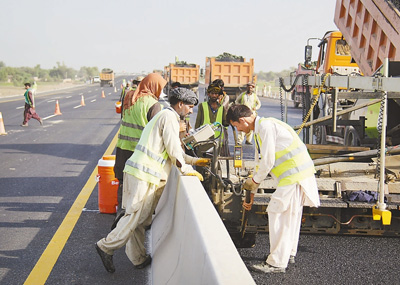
top-left (24, 88), bottom-right (32, 105)
top-left (254, 117), bottom-right (315, 187)
top-left (124, 110), bottom-right (169, 185)
top-left (201, 102), bottom-right (223, 139)
top-left (240, 92), bottom-right (258, 109)
top-left (117, 96), bottom-right (160, 151)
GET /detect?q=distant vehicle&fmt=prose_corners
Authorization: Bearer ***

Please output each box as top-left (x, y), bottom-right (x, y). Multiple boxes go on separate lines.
top-left (93, 76), bottom-right (100, 83)
top-left (99, 68), bottom-right (115, 87)
top-left (205, 53), bottom-right (256, 102)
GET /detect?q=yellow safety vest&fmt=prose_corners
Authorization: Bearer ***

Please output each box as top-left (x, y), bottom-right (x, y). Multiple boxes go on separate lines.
top-left (254, 117), bottom-right (315, 187)
top-left (201, 102), bottom-right (223, 139)
top-left (117, 96), bottom-right (160, 151)
top-left (123, 110), bottom-right (169, 185)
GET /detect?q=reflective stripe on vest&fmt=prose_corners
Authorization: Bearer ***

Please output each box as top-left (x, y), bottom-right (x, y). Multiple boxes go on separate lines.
top-left (124, 110), bottom-right (169, 185)
top-left (254, 117), bottom-right (315, 186)
top-left (201, 102), bottom-right (223, 138)
top-left (116, 96), bottom-right (158, 151)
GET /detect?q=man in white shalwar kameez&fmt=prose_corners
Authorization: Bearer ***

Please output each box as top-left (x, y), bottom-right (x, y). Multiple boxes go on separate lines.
top-left (95, 88), bottom-right (209, 273)
top-left (227, 104), bottom-right (320, 273)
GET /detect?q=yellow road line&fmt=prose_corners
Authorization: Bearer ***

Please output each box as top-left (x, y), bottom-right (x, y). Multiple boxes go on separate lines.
top-left (24, 131), bottom-right (119, 285)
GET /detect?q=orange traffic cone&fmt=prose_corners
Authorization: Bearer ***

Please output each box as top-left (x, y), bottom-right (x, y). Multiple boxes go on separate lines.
top-left (0, 112), bottom-right (7, 135)
top-left (80, 95), bottom-right (86, 106)
top-left (54, 100), bottom-right (62, 115)
top-left (101, 90), bottom-right (105, 98)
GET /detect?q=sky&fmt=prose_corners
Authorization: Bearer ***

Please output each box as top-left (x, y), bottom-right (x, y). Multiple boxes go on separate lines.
top-left (0, 0), bottom-right (338, 74)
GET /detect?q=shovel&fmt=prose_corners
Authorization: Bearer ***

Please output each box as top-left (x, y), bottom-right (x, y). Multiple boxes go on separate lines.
top-left (230, 189), bottom-right (257, 248)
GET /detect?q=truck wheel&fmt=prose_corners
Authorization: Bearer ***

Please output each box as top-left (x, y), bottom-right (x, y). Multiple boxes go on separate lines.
top-left (344, 126), bottom-right (361, 146)
top-left (315, 125), bottom-right (327, 144)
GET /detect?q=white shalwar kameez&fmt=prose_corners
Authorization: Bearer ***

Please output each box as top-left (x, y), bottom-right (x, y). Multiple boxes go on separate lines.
top-left (97, 107), bottom-right (195, 266)
top-left (252, 116), bottom-right (320, 269)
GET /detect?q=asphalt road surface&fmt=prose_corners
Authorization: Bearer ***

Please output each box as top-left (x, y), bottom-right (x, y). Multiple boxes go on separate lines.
top-left (1, 82), bottom-right (399, 284)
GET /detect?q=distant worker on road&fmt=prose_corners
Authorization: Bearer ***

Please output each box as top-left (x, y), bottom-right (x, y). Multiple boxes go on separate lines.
top-left (21, 83), bottom-right (42, 127)
top-left (113, 73), bottom-right (165, 228)
top-left (235, 82), bottom-right (261, 145)
top-left (95, 87), bottom-right (209, 273)
top-left (227, 104), bottom-right (320, 274)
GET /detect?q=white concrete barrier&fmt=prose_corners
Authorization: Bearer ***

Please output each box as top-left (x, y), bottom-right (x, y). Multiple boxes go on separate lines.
top-left (151, 166), bottom-right (255, 285)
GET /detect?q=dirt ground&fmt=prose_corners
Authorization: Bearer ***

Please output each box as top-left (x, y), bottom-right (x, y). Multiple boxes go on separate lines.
top-left (0, 82), bottom-right (83, 98)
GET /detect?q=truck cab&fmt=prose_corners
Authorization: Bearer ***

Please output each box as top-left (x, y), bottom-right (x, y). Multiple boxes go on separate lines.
top-left (316, 31), bottom-right (360, 75)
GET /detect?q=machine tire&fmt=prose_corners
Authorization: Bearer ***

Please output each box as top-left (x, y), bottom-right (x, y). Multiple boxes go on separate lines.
top-left (315, 125), bottom-right (327, 144)
top-left (344, 126), bottom-right (361, 146)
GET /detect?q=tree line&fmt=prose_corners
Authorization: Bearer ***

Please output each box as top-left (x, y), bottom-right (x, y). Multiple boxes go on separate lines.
top-left (0, 61), bottom-right (99, 86)
top-left (255, 67), bottom-right (296, 82)
top-left (0, 60), bottom-right (296, 86)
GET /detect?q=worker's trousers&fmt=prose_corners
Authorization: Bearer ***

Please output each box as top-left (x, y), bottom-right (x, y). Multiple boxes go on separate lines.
top-left (266, 183), bottom-right (304, 268)
top-left (97, 174), bottom-right (164, 266)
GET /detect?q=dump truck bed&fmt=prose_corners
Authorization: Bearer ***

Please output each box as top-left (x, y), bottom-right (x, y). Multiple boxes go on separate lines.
top-left (334, 0), bottom-right (400, 76)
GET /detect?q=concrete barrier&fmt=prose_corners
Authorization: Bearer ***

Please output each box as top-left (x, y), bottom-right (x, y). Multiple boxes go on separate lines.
top-left (151, 166), bottom-right (255, 285)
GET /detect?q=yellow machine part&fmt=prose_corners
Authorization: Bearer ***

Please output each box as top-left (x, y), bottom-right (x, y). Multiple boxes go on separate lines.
top-left (372, 206), bottom-right (392, 225)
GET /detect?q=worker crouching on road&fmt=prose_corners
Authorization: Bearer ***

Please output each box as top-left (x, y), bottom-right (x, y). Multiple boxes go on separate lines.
top-left (95, 87), bottom-right (210, 273)
top-left (226, 104), bottom-right (320, 273)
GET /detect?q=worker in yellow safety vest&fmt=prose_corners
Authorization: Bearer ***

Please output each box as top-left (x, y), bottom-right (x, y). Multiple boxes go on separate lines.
top-left (235, 82), bottom-right (261, 145)
top-left (227, 104), bottom-right (320, 274)
top-left (113, 73), bottom-right (163, 228)
top-left (95, 87), bottom-right (210, 273)
top-left (195, 84), bottom-right (229, 156)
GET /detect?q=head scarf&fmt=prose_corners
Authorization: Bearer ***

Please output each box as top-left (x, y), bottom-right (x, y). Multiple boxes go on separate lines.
top-left (123, 73), bottom-right (167, 111)
top-left (169, 87), bottom-right (198, 105)
top-left (207, 84), bottom-right (221, 94)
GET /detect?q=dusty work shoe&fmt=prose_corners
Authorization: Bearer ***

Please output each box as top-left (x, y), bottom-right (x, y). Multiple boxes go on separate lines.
top-left (39, 119), bottom-right (43, 126)
top-left (135, 255), bottom-right (152, 269)
top-left (110, 209), bottom-right (125, 230)
top-left (95, 243), bottom-right (115, 273)
top-left (289, 255), bottom-right (295, 264)
top-left (250, 261), bottom-right (286, 273)
top-left (245, 141), bottom-right (253, 145)
top-left (21, 123), bottom-right (28, 127)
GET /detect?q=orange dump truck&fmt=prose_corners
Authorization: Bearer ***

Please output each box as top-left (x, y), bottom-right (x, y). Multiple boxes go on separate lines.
top-left (164, 62), bottom-right (200, 90)
top-left (99, 68), bottom-right (115, 87)
top-left (205, 53), bottom-right (256, 101)
top-left (334, 0), bottom-right (400, 76)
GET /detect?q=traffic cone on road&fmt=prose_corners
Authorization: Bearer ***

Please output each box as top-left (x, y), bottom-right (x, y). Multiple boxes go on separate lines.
top-left (80, 95), bottom-right (86, 106)
top-left (0, 112), bottom-right (7, 135)
top-left (101, 90), bottom-right (105, 98)
top-left (54, 100), bottom-right (62, 115)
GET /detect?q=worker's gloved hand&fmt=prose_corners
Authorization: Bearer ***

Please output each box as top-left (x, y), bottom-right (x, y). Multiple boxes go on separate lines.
top-left (194, 158), bottom-right (211, 167)
top-left (243, 192), bottom-right (255, 211)
top-left (243, 177), bottom-right (259, 192)
top-left (183, 170), bottom-right (204, 181)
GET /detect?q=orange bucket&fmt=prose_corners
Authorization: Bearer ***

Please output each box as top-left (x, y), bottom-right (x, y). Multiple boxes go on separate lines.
top-left (96, 155), bottom-right (119, 213)
top-left (115, 101), bottom-right (122, 114)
